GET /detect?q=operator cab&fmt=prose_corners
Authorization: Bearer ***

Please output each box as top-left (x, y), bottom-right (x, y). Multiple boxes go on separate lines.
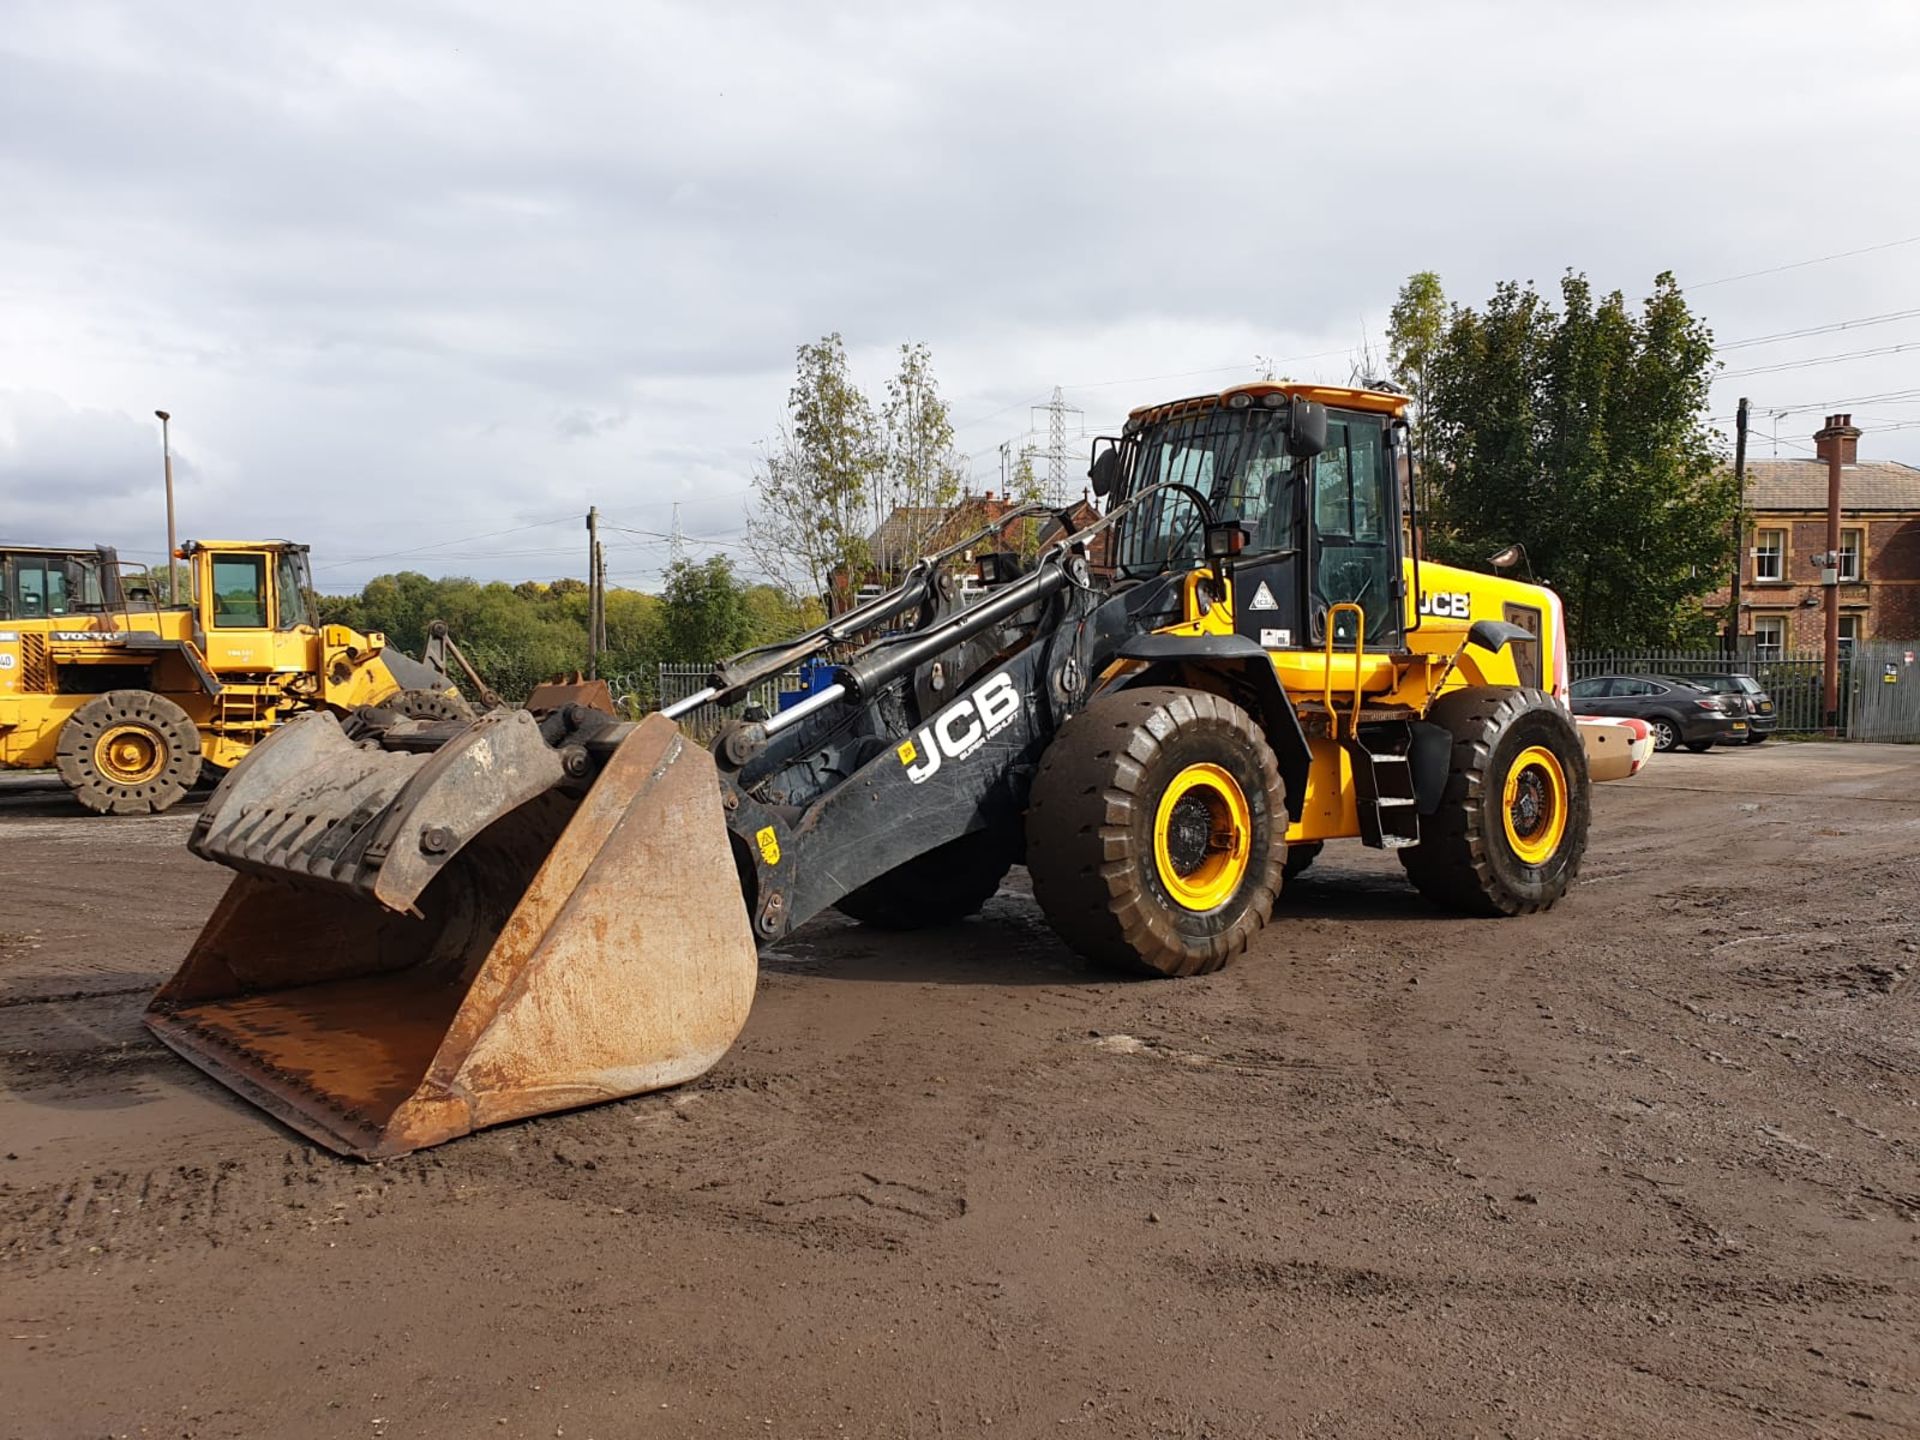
top-left (0, 545), bottom-right (124, 621)
top-left (182, 540), bottom-right (317, 632)
top-left (1095, 383), bottom-right (1411, 654)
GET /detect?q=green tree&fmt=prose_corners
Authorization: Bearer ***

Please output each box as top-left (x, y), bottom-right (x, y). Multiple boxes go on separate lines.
top-left (1422, 270), bottom-right (1731, 649)
top-left (1387, 271), bottom-right (1448, 462)
top-left (661, 555), bottom-right (754, 664)
top-left (747, 334), bottom-right (884, 602)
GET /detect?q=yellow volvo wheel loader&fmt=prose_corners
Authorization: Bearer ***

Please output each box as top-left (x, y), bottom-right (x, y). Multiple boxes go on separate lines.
top-left (146, 383), bottom-right (1590, 1158)
top-left (0, 539), bottom-right (464, 814)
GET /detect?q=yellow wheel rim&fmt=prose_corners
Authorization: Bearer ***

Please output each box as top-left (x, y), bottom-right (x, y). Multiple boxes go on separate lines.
top-left (1501, 744), bottom-right (1568, 865)
top-left (1152, 762), bottom-right (1253, 911)
top-left (96, 723), bottom-right (165, 786)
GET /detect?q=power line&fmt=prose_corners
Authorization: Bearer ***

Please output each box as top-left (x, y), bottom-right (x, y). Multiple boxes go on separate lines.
top-left (1685, 232), bottom-right (1920, 292)
top-left (1720, 341), bottom-right (1920, 379)
top-left (312, 514), bottom-right (579, 571)
top-left (1715, 306), bottom-right (1920, 352)
top-left (1752, 387), bottom-right (1920, 416)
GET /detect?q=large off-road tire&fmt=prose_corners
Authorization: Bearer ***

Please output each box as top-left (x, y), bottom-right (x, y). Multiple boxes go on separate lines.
top-left (381, 688), bottom-right (473, 722)
top-left (835, 826), bottom-right (1018, 930)
top-left (1026, 686), bottom-right (1286, 977)
top-left (1398, 687), bottom-right (1589, 917)
top-left (55, 690), bottom-right (204, 816)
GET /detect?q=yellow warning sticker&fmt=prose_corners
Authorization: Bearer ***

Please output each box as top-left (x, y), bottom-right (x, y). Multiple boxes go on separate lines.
top-left (896, 738), bottom-right (918, 766)
top-left (755, 825), bottom-right (781, 866)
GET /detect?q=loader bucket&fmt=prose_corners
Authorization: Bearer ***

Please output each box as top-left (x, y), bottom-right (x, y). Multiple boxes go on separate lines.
top-left (145, 710), bottom-right (757, 1158)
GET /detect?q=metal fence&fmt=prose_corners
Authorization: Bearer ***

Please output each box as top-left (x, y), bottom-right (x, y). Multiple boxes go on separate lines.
top-left (1571, 645), bottom-right (1920, 741)
top-left (641, 661), bottom-right (806, 741)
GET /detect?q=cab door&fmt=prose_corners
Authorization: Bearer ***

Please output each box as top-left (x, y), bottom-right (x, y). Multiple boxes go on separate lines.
top-left (1307, 413), bottom-right (1403, 651)
top-left (198, 550), bottom-right (275, 673)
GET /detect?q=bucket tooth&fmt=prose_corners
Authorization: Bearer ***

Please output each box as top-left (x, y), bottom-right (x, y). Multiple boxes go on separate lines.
top-left (149, 713), bottom-right (756, 1157)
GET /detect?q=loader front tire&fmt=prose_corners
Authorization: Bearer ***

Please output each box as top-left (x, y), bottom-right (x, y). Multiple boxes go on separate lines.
top-left (1027, 686), bottom-right (1285, 978)
top-left (835, 825), bottom-right (1017, 930)
top-left (381, 688), bottom-right (473, 722)
top-left (56, 690), bottom-right (204, 816)
top-left (1398, 687), bottom-right (1588, 917)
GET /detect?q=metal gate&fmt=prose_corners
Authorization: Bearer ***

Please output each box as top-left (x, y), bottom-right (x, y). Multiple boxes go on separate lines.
top-left (1849, 641), bottom-right (1920, 742)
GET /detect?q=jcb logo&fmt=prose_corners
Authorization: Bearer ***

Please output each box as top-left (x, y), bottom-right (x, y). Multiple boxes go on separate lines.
top-left (1418, 590), bottom-right (1471, 620)
top-left (899, 673), bottom-right (1022, 785)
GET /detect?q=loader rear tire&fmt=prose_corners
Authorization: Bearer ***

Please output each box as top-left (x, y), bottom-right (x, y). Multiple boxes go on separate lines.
top-left (1027, 686), bottom-right (1285, 978)
top-left (1398, 687), bottom-right (1588, 917)
top-left (835, 825), bottom-right (1017, 929)
top-left (56, 690), bottom-right (204, 816)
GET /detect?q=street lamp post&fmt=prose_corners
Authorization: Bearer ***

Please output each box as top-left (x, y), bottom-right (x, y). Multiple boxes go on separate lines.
top-left (155, 410), bottom-right (178, 603)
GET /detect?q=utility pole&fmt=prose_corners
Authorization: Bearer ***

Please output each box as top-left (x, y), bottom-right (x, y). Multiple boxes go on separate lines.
top-left (1725, 397), bottom-right (1749, 654)
top-left (586, 506), bottom-right (602, 680)
top-left (1813, 413), bottom-right (1860, 734)
top-left (155, 411), bottom-right (178, 603)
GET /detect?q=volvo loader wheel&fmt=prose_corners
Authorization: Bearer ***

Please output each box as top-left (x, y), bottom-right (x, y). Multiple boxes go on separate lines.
top-left (382, 688), bottom-right (474, 722)
top-left (1399, 687), bottom-right (1588, 917)
top-left (836, 825), bottom-right (1017, 930)
top-left (55, 689), bottom-right (204, 815)
top-left (1027, 686), bottom-right (1286, 978)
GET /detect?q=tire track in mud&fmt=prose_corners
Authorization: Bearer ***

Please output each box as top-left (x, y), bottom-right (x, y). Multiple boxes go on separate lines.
top-left (0, 1149), bottom-right (475, 1274)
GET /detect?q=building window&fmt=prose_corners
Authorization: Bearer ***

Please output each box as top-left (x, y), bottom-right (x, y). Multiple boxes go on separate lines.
top-left (1753, 614), bottom-right (1787, 660)
top-left (1838, 614), bottom-right (1861, 655)
top-left (1837, 527), bottom-right (1865, 582)
top-left (1753, 528), bottom-right (1786, 582)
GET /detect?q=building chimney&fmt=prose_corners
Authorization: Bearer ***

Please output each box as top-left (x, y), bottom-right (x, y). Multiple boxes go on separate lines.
top-left (1813, 413), bottom-right (1861, 465)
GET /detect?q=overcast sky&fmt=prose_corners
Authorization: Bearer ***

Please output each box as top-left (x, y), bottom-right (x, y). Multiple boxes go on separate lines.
top-left (4, 0), bottom-right (1918, 593)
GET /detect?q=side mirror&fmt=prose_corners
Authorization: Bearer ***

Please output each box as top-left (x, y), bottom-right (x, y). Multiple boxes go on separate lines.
top-left (1287, 400), bottom-right (1329, 458)
top-left (1088, 441), bottom-right (1122, 497)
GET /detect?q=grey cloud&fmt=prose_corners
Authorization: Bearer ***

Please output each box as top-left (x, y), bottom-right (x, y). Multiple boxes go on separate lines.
top-left (3, 1), bottom-right (1918, 590)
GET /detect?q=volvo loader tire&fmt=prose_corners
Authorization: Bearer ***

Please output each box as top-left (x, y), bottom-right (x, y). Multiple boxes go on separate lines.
top-left (56, 690), bottom-right (204, 816)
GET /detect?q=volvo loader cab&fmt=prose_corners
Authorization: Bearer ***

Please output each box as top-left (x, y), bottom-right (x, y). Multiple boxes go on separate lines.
top-left (0, 544), bottom-right (126, 621)
top-left (146, 381), bottom-right (1589, 1159)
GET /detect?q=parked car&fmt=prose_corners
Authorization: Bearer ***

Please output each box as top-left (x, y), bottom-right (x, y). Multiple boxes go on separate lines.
top-left (1673, 673), bottom-right (1776, 743)
top-left (1568, 674), bottom-right (1747, 752)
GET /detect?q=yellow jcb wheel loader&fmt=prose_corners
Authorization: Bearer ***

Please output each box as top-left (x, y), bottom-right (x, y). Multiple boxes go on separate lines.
top-left (146, 383), bottom-right (1590, 1158)
top-left (0, 539), bottom-right (466, 815)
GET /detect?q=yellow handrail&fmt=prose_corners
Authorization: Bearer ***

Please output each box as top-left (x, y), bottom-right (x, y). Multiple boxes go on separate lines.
top-left (1321, 602), bottom-right (1366, 739)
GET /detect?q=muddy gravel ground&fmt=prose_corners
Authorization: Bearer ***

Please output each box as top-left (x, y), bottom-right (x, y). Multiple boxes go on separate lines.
top-left (2, 745), bottom-right (1918, 1439)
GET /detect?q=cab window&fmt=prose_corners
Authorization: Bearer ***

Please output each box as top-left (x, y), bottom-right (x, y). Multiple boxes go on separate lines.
top-left (1310, 415), bottom-right (1395, 644)
top-left (211, 555), bottom-right (267, 628)
top-left (275, 551), bottom-right (312, 629)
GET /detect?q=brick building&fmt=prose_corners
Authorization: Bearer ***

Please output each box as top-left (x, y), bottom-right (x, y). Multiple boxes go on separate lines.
top-left (1714, 415), bottom-right (1920, 654)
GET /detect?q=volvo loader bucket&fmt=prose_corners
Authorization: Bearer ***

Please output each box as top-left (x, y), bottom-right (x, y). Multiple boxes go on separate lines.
top-left (146, 708), bottom-right (757, 1158)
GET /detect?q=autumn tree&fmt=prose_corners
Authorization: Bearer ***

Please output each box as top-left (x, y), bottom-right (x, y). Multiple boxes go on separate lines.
top-left (746, 334), bottom-right (884, 602)
top-left (1419, 270), bottom-right (1732, 649)
top-left (873, 341), bottom-right (965, 568)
